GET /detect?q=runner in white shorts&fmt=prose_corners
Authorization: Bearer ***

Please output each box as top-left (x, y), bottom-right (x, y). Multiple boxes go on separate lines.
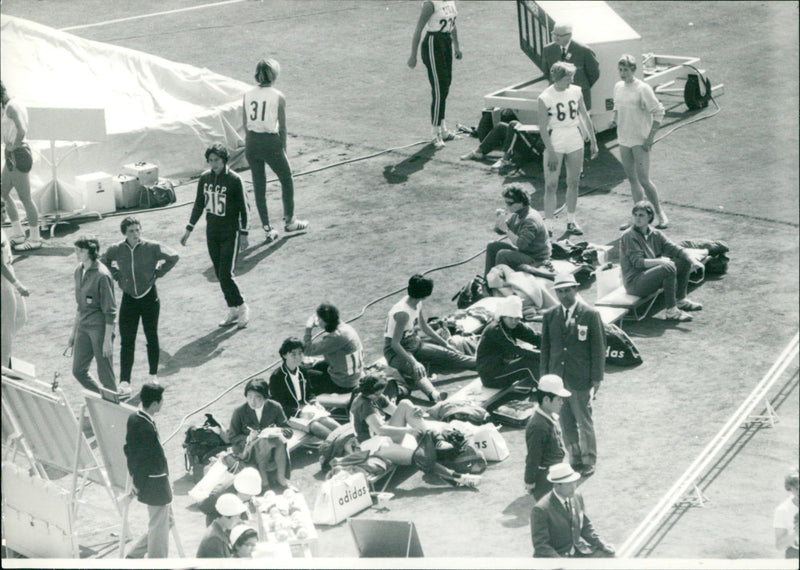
top-left (538, 62), bottom-right (598, 236)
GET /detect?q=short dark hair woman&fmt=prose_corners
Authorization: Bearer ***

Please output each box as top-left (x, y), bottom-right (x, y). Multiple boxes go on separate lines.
top-left (69, 235), bottom-right (120, 395)
top-left (303, 302), bottom-right (365, 394)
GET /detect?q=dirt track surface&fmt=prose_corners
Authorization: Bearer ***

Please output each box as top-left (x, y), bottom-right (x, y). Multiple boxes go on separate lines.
top-left (2, 0), bottom-right (798, 564)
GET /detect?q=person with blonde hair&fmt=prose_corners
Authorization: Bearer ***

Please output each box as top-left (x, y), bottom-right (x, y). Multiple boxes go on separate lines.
top-left (613, 54), bottom-right (668, 229)
top-left (538, 61), bottom-right (598, 236)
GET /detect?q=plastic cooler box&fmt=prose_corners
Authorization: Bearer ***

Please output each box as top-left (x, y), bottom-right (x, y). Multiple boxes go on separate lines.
top-left (112, 174), bottom-right (140, 209)
top-left (75, 172), bottom-right (116, 214)
top-left (122, 162), bottom-right (159, 188)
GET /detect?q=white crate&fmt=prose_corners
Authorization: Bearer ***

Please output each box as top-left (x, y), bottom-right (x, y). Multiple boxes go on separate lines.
top-left (113, 174), bottom-right (140, 209)
top-left (75, 171), bottom-right (116, 214)
top-left (122, 162), bottom-right (159, 188)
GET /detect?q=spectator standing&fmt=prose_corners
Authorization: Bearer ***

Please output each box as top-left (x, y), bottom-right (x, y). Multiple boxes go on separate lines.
top-left (485, 185), bottom-right (553, 276)
top-left (101, 217), bottom-right (179, 393)
top-left (541, 23), bottom-right (600, 110)
top-left (69, 236), bottom-right (119, 395)
top-left (243, 58), bottom-right (308, 242)
top-left (196, 493), bottom-right (247, 558)
top-left (540, 273), bottom-right (604, 478)
top-left (408, 0), bottom-right (462, 148)
top-left (384, 274), bottom-right (475, 402)
top-left (774, 467), bottom-right (799, 558)
top-left (1, 226), bottom-right (30, 368)
top-left (476, 295), bottom-right (540, 389)
top-left (525, 375), bottom-right (570, 500)
top-left (619, 200), bottom-right (705, 322)
top-left (531, 463), bottom-right (615, 558)
top-left (303, 302), bottom-right (364, 393)
top-left (181, 144), bottom-right (250, 329)
top-left (1, 81), bottom-right (42, 251)
top-left (613, 54), bottom-right (668, 229)
top-left (124, 383), bottom-right (173, 558)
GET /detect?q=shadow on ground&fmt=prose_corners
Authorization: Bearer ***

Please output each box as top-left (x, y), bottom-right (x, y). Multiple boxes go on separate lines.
top-left (383, 144), bottom-right (438, 184)
top-left (158, 327), bottom-right (241, 376)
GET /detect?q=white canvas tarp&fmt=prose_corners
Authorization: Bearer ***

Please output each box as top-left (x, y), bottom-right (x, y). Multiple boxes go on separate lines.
top-left (0, 14), bottom-right (250, 189)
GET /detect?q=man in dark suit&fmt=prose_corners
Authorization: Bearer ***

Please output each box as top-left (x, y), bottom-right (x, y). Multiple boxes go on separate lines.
top-left (124, 383), bottom-right (172, 558)
top-left (541, 23), bottom-right (600, 110)
top-left (531, 463), bottom-right (615, 557)
top-left (540, 273), bottom-right (605, 477)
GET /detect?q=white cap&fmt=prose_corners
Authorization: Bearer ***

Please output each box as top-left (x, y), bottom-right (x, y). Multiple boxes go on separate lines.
top-left (547, 462), bottom-right (581, 483)
top-left (537, 374), bottom-right (571, 398)
top-left (229, 524), bottom-right (255, 548)
top-left (233, 467), bottom-right (262, 496)
top-left (215, 493), bottom-right (247, 517)
top-left (496, 295), bottom-right (523, 319)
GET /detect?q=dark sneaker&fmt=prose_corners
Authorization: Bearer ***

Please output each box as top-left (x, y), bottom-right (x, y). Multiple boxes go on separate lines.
top-left (566, 222), bottom-right (584, 236)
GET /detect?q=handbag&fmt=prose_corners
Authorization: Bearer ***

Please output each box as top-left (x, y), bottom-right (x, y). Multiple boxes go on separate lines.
top-left (469, 423), bottom-right (509, 462)
top-left (311, 470), bottom-right (372, 525)
top-left (139, 178), bottom-right (176, 208)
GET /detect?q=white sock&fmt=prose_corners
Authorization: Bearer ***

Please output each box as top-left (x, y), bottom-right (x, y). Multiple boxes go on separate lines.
top-left (431, 125), bottom-right (440, 139)
top-left (11, 221), bottom-right (24, 237)
top-left (567, 212), bottom-right (576, 224)
top-left (440, 121), bottom-right (448, 134)
top-left (29, 225), bottom-right (41, 241)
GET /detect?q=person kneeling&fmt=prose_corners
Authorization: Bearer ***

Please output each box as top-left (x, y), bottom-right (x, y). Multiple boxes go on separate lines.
top-left (270, 337), bottom-right (340, 439)
top-left (228, 378), bottom-right (294, 492)
top-left (349, 374), bottom-right (480, 488)
top-left (197, 493), bottom-right (248, 558)
top-left (477, 295), bottom-right (540, 389)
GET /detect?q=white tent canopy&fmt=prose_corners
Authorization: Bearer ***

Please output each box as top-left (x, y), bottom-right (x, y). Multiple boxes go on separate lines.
top-left (0, 14), bottom-right (250, 187)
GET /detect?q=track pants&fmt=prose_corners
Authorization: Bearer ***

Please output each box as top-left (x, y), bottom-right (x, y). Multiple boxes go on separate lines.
top-left (72, 324), bottom-right (116, 393)
top-left (206, 231), bottom-right (244, 308)
top-left (245, 131), bottom-right (295, 227)
top-left (119, 288), bottom-right (160, 383)
top-left (421, 31), bottom-right (453, 127)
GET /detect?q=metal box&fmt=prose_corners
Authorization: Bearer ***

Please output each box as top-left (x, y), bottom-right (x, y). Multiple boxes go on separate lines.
top-left (75, 171), bottom-right (116, 215)
top-left (122, 162), bottom-right (159, 188)
top-left (112, 174), bottom-right (140, 209)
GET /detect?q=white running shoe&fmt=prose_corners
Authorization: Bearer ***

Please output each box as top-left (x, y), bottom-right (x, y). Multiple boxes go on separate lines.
top-left (455, 473), bottom-right (481, 488)
top-left (264, 225), bottom-right (279, 243)
top-left (284, 218), bottom-right (309, 232)
top-left (117, 382), bottom-right (132, 399)
top-left (218, 308), bottom-right (239, 327)
top-left (237, 303), bottom-right (250, 329)
top-left (432, 136), bottom-right (446, 150)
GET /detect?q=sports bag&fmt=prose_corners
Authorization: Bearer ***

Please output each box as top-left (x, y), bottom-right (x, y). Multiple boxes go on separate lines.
top-left (684, 70), bottom-right (712, 110)
top-left (603, 323), bottom-right (643, 367)
top-left (183, 413), bottom-right (229, 482)
top-left (437, 429), bottom-right (487, 474)
top-left (429, 400), bottom-right (490, 425)
top-left (140, 178), bottom-right (176, 208)
top-left (452, 274), bottom-right (491, 310)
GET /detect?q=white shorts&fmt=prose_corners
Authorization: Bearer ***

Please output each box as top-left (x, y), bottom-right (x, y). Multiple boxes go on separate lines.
top-left (548, 126), bottom-right (584, 154)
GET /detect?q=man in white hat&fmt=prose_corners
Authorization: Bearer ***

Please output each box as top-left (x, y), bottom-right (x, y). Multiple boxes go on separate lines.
top-left (540, 273), bottom-right (605, 478)
top-left (531, 463), bottom-right (615, 558)
top-left (196, 493), bottom-right (247, 558)
top-left (525, 374), bottom-right (570, 500)
top-left (476, 295), bottom-right (540, 389)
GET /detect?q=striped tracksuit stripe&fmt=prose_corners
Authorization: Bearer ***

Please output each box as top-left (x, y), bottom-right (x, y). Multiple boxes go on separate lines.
top-left (421, 32), bottom-right (453, 127)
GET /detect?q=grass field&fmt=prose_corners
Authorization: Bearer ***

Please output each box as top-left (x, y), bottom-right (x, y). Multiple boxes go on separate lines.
top-left (2, 0), bottom-right (798, 564)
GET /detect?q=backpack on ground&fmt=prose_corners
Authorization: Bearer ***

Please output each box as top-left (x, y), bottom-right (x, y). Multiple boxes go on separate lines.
top-left (452, 274), bottom-right (491, 309)
top-left (684, 68), bottom-right (712, 110)
top-left (183, 413), bottom-right (229, 483)
top-left (437, 428), bottom-right (487, 475)
top-left (140, 178), bottom-right (177, 208)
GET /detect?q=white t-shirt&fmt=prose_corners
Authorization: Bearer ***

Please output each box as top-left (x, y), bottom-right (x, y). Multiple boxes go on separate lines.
top-left (385, 297), bottom-right (419, 340)
top-left (244, 86), bottom-right (281, 134)
top-left (425, 1), bottom-right (457, 33)
top-left (1, 99), bottom-right (28, 147)
top-left (539, 84), bottom-right (582, 131)
top-left (613, 78), bottom-right (665, 147)
top-left (773, 495), bottom-right (799, 549)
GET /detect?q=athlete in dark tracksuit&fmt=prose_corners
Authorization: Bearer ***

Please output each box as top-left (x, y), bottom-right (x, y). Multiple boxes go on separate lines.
top-left (181, 144), bottom-right (251, 328)
top-left (408, 1), bottom-right (462, 147)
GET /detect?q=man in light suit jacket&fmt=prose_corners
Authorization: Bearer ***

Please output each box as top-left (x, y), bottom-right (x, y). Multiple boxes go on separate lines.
top-left (531, 463), bottom-right (615, 557)
top-left (124, 383), bottom-right (172, 558)
top-left (541, 23), bottom-right (600, 110)
top-left (540, 273), bottom-right (605, 477)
